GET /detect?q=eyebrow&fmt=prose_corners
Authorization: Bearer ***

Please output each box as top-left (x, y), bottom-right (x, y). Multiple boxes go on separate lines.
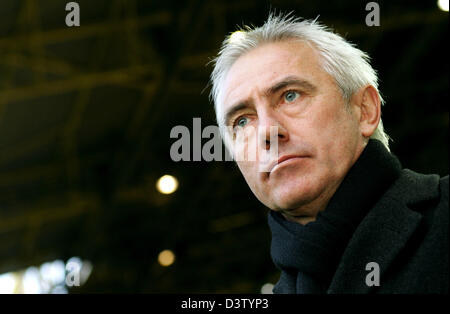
top-left (223, 76), bottom-right (317, 126)
top-left (266, 76), bottom-right (317, 97)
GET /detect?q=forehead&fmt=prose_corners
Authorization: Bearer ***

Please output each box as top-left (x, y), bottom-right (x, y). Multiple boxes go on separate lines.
top-left (220, 39), bottom-right (327, 113)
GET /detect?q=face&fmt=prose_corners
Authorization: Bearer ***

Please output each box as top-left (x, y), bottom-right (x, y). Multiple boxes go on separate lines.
top-left (221, 40), bottom-right (367, 220)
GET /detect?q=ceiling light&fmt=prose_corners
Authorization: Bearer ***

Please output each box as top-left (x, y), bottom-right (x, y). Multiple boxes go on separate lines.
top-left (156, 175), bottom-right (178, 194)
top-left (438, 0), bottom-right (449, 11)
top-left (158, 250), bottom-right (175, 267)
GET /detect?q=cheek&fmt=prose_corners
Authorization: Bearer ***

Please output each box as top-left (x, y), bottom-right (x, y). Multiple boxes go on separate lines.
top-left (322, 114), bottom-right (360, 171)
top-left (304, 103), bottom-right (358, 163)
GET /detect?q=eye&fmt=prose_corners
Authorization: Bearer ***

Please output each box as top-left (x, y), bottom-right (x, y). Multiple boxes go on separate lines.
top-left (235, 116), bottom-right (249, 128)
top-left (284, 90), bottom-right (299, 103)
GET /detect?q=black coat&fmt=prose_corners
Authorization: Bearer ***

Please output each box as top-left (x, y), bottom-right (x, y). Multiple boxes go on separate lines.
top-left (327, 169), bottom-right (448, 293)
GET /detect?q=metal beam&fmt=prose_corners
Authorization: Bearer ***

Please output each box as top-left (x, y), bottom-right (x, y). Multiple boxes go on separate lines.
top-left (0, 53), bottom-right (78, 76)
top-left (0, 64), bottom-right (157, 105)
top-left (0, 124), bottom-right (62, 166)
top-left (0, 11), bottom-right (172, 48)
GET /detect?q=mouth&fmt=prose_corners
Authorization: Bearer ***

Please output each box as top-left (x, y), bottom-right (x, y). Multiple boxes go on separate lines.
top-left (268, 154), bottom-right (309, 175)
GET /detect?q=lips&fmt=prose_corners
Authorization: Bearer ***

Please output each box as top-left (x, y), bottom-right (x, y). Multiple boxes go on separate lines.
top-left (267, 154), bottom-right (308, 174)
top-left (277, 155), bottom-right (299, 165)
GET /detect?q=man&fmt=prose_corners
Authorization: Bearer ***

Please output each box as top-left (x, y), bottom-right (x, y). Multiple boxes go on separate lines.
top-left (209, 13), bottom-right (448, 293)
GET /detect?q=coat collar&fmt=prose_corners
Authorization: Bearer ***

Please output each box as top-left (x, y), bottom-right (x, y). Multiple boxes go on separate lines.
top-left (327, 169), bottom-right (440, 293)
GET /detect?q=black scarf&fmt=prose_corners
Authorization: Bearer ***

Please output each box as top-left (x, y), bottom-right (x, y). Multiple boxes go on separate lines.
top-left (268, 139), bottom-right (402, 293)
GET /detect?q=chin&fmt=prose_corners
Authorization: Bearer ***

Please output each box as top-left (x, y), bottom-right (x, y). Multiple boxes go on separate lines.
top-left (269, 178), bottom-right (320, 211)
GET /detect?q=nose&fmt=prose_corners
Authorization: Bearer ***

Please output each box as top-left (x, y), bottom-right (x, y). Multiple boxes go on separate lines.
top-left (258, 110), bottom-right (289, 151)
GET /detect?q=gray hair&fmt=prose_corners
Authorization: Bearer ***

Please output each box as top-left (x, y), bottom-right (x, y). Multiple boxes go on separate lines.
top-left (209, 13), bottom-right (390, 151)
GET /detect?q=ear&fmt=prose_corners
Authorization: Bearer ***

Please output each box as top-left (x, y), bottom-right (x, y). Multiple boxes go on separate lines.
top-left (353, 85), bottom-right (381, 138)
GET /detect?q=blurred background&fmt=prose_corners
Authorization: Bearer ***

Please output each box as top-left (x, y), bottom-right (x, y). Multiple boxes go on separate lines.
top-left (0, 0), bottom-right (448, 293)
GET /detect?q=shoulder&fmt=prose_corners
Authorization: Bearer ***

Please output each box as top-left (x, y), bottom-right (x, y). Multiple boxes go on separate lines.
top-left (439, 175), bottom-right (449, 203)
top-left (384, 169), bottom-right (448, 226)
top-left (385, 169), bottom-right (444, 205)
